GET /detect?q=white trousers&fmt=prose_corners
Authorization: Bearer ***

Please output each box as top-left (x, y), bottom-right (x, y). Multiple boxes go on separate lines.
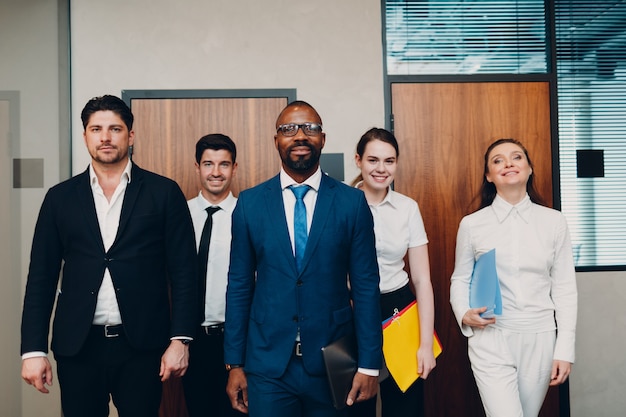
top-left (468, 326), bottom-right (556, 417)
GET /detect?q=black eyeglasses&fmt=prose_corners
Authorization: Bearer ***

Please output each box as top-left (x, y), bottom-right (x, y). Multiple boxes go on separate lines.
top-left (276, 123), bottom-right (323, 137)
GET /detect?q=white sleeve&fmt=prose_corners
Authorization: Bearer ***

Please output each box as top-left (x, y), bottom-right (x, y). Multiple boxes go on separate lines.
top-left (550, 214), bottom-right (578, 363)
top-left (450, 217), bottom-right (475, 337)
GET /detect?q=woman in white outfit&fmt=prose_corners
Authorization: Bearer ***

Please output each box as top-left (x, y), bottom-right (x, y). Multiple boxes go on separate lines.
top-left (450, 138), bottom-right (577, 417)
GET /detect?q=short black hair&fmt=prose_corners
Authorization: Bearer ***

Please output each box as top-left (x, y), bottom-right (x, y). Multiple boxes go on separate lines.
top-left (81, 95), bottom-right (134, 131)
top-left (195, 134), bottom-right (237, 164)
top-left (276, 100), bottom-right (323, 127)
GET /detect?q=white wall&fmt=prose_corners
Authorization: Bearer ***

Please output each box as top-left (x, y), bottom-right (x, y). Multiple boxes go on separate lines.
top-left (0, 0), bottom-right (63, 416)
top-left (70, 0), bottom-right (385, 182)
top-left (571, 271), bottom-right (626, 417)
top-left (0, 93), bottom-right (23, 417)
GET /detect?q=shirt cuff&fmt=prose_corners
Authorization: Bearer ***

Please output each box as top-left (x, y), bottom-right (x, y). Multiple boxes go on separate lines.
top-left (22, 351), bottom-right (47, 360)
top-left (357, 367), bottom-right (380, 377)
top-left (553, 329), bottom-right (576, 363)
top-left (171, 336), bottom-right (193, 342)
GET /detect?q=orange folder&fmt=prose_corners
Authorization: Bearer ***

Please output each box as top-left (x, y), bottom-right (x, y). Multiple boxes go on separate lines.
top-left (382, 300), bottom-right (442, 392)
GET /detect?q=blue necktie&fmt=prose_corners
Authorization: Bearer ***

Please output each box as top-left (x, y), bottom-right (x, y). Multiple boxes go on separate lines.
top-left (289, 185), bottom-right (311, 272)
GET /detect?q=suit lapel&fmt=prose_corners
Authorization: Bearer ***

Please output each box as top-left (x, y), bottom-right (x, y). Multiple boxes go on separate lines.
top-left (300, 174), bottom-right (336, 274)
top-left (264, 175), bottom-right (299, 275)
top-left (76, 169), bottom-right (106, 252)
top-left (114, 164), bottom-right (142, 247)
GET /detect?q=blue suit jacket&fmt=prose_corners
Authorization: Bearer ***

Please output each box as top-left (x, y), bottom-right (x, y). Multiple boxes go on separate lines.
top-left (225, 173), bottom-right (382, 377)
top-left (20, 164), bottom-right (198, 356)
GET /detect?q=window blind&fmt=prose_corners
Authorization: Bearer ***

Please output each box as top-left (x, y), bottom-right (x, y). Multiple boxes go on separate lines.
top-left (384, 0), bottom-right (626, 268)
top-left (385, 0), bottom-right (548, 75)
top-left (555, 0), bottom-right (626, 268)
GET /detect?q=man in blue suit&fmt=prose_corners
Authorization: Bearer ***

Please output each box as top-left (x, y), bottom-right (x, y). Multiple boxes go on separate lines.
top-left (224, 101), bottom-right (382, 416)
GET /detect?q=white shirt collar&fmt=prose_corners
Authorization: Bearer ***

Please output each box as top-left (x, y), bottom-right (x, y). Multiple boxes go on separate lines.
top-left (279, 166), bottom-right (322, 192)
top-left (354, 181), bottom-right (396, 209)
top-left (194, 191), bottom-right (237, 213)
top-left (491, 193), bottom-right (532, 223)
top-left (89, 159), bottom-right (132, 187)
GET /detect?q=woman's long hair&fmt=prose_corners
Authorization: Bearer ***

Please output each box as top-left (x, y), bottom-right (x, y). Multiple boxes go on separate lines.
top-left (477, 138), bottom-right (546, 210)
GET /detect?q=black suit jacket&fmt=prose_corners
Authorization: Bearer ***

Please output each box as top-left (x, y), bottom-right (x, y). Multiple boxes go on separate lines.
top-left (20, 163), bottom-right (197, 357)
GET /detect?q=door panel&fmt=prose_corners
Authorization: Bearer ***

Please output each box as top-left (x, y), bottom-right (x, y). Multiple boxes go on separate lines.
top-left (391, 82), bottom-right (557, 417)
top-left (129, 95), bottom-right (289, 417)
top-left (131, 97), bottom-right (286, 199)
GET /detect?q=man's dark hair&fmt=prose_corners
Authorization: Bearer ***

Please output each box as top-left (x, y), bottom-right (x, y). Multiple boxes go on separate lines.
top-left (195, 133), bottom-right (237, 164)
top-left (81, 95), bottom-right (134, 131)
top-left (276, 100), bottom-right (323, 127)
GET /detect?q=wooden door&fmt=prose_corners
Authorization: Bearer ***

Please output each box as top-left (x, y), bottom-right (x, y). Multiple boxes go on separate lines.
top-left (391, 82), bottom-right (558, 417)
top-left (128, 94), bottom-right (290, 417)
top-left (130, 97), bottom-right (287, 199)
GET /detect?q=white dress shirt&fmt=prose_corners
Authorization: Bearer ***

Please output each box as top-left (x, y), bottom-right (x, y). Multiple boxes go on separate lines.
top-left (450, 194), bottom-right (578, 362)
top-left (188, 191), bottom-right (237, 326)
top-left (356, 184), bottom-right (429, 293)
top-left (91, 160), bottom-right (133, 326)
top-left (279, 167), bottom-right (321, 256)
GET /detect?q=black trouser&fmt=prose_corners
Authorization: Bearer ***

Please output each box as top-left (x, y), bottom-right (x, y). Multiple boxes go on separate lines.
top-left (55, 325), bottom-right (163, 417)
top-left (182, 324), bottom-right (246, 417)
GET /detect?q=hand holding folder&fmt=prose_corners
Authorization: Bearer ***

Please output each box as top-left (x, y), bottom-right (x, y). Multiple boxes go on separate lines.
top-left (382, 301), bottom-right (442, 393)
top-left (469, 248), bottom-right (502, 318)
top-left (321, 333), bottom-right (358, 410)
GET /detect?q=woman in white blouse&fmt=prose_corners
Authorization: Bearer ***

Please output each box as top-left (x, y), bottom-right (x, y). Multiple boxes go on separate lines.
top-left (348, 128), bottom-right (436, 417)
top-left (450, 138), bottom-right (577, 417)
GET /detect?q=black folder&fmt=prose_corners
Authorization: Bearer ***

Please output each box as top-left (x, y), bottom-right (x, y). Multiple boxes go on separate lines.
top-left (321, 332), bottom-right (358, 410)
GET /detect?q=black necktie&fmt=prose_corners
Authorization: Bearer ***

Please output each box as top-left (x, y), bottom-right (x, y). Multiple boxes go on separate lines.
top-left (198, 206), bottom-right (221, 321)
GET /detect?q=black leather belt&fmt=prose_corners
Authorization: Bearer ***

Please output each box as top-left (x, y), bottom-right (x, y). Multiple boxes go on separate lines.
top-left (202, 323), bottom-right (224, 336)
top-left (93, 324), bottom-right (124, 338)
top-left (294, 341), bottom-right (303, 357)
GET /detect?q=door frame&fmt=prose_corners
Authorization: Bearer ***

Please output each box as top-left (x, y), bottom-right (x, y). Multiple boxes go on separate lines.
top-left (384, 73), bottom-right (562, 208)
top-left (386, 76), bottom-right (569, 417)
top-left (121, 88), bottom-right (296, 417)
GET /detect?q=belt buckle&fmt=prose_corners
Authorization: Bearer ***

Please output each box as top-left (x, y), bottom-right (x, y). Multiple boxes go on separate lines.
top-left (203, 324), bottom-right (224, 336)
top-left (295, 342), bottom-right (303, 357)
top-left (104, 324), bottom-right (120, 338)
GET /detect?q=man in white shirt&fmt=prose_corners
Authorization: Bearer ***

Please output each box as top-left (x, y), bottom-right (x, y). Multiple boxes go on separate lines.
top-left (20, 95), bottom-right (197, 417)
top-left (183, 134), bottom-right (244, 417)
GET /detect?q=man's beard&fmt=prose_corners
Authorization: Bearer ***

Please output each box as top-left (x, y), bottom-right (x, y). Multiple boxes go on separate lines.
top-left (93, 146), bottom-right (128, 165)
top-left (282, 142), bottom-right (320, 172)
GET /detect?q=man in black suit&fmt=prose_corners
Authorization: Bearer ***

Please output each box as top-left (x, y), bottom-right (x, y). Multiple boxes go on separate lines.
top-left (20, 95), bottom-right (197, 417)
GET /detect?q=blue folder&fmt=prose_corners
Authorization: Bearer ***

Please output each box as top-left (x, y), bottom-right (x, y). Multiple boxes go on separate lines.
top-left (469, 248), bottom-right (502, 318)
